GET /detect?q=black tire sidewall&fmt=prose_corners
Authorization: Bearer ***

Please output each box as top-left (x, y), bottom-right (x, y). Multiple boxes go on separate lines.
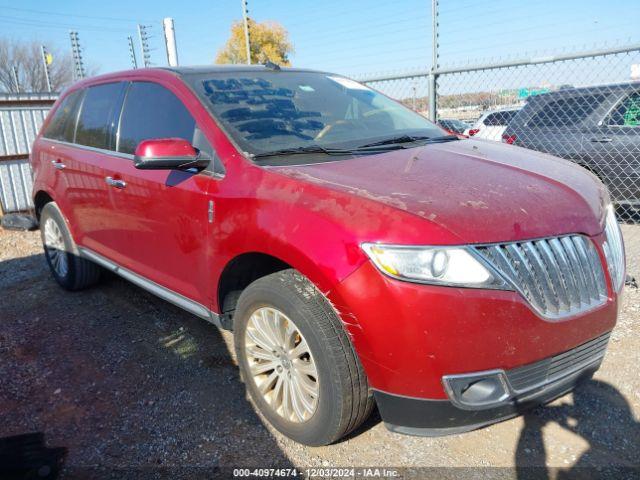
top-left (234, 279), bottom-right (343, 446)
top-left (40, 203), bottom-right (79, 290)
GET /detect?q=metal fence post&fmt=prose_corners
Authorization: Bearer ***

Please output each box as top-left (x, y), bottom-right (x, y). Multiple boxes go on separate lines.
top-left (429, 0), bottom-right (439, 121)
top-left (428, 72), bottom-right (437, 121)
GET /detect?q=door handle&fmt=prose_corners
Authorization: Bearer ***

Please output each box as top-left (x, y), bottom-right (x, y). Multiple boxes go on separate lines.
top-left (590, 137), bottom-right (613, 143)
top-left (51, 159), bottom-right (66, 170)
top-left (105, 176), bottom-right (127, 189)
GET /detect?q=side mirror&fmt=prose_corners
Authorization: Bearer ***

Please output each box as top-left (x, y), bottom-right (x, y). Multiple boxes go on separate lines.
top-left (133, 138), bottom-right (210, 171)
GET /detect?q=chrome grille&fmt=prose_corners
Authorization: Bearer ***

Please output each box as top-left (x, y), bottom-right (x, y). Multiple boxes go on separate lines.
top-left (506, 332), bottom-right (610, 394)
top-left (474, 235), bottom-right (607, 320)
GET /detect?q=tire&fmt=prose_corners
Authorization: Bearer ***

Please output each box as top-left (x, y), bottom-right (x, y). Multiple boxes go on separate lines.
top-left (40, 202), bottom-right (102, 290)
top-left (234, 269), bottom-right (374, 446)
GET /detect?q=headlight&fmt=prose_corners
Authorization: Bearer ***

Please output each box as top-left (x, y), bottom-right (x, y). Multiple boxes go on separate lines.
top-left (361, 243), bottom-right (508, 288)
top-left (602, 204), bottom-right (625, 292)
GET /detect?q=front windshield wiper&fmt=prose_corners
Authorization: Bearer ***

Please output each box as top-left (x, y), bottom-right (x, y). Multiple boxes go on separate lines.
top-left (251, 145), bottom-right (402, 158)
top-left (251, 144), bottom-right (384, 159)
top-left (356, 134), bottom-right (459, 149)
top-left (251, 134), bottom-right (460, 159)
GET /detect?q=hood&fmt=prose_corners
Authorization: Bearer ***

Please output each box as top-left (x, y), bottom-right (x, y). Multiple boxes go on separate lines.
top-left (270, 139), bottom-right (609, 244)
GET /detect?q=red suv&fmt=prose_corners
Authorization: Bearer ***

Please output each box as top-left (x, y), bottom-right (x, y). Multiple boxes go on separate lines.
top-left (30, 66), bottom-right (625, 446)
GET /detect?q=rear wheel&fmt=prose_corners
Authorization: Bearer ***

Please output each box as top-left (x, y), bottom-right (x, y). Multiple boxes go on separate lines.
top-left (40, 202), bottom-right (102, 290)
top-left (234, 269), bottom-right (373, 446)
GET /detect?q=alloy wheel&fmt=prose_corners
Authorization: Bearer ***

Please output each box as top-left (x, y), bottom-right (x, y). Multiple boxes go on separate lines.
top-left (43, 217), bottom-right (68, 278)
top-left (244, 306), bottom-right (319, 423)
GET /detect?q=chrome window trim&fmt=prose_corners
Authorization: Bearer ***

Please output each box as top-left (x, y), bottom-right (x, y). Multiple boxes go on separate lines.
top-left (40, 137), bottom-right (135, 161)
top-left (40, 137), bottom-right (226, 180)
top-left (78, 246), bottom-right (222, 327)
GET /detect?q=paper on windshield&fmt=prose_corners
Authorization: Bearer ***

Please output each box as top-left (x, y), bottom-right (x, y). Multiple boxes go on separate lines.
top-left (327, 76), bottom-right (371, 91)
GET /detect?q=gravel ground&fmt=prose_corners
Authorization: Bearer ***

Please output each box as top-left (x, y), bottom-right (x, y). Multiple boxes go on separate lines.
top-left (1, 227), bottom-right (639, 479)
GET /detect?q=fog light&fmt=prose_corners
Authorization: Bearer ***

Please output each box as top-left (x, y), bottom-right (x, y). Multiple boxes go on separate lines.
top-left (443, 370), bottom-right (511, 410)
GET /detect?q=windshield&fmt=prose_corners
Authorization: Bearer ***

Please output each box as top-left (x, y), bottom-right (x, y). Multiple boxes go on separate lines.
top-left (183, 70), bottom-right (447, 161)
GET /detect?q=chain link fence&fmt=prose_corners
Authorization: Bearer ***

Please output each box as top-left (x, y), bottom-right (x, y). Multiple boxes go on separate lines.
top-left (360, 43), bottom-right (640, 282)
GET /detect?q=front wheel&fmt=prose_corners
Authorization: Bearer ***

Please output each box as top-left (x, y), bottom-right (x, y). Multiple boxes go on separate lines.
top-left (234, 269), bottom-right (373, 446)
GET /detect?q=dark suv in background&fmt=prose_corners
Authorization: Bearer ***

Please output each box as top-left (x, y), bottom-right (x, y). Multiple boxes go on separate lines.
top-left (503, 82), bottom-right (640, 209)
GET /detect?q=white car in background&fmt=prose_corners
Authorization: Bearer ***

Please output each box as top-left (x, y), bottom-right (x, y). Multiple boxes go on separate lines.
top-left (464, 107), bottom-right (520, 141)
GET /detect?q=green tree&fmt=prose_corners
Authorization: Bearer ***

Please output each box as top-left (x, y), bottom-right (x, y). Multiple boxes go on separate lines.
top-left (215, 19), bottom-right (293, 66)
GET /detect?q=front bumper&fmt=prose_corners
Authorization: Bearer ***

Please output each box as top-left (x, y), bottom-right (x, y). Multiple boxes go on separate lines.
top-left (329, 260), bottom-right (618, 400)
top-left (376, 346), bottom-right (602, 437)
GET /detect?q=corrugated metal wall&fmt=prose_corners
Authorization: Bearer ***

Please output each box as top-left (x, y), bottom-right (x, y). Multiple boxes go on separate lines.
top-left (0, 93), bottom-right (57, 214)
top-left (0, 159), bottom-right (37, 213)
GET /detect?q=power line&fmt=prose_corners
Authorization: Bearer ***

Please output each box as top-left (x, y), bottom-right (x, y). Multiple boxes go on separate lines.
top-left (292, 5), bottom-right (430, 32)
top-left (294, 15), bottom-right (429, 42)
top-left (438, 0), bottom-right (514, 15)
top-left (440, 17), bottom-right (627, 48)
top-left (0, 15), bottom-right (132, 33)
top-left (440, 23), bottom-right (640, 57)
top-left (0, 5), bottom-right (154, 23)
top-left (296, 24), bottom-right (429, 50)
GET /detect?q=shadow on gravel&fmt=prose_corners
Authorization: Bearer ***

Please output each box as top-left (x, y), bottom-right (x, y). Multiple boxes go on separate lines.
top-left (0, 254), bottom-right (295, 479)
top-left (515, 379), bottom-right (640, 480)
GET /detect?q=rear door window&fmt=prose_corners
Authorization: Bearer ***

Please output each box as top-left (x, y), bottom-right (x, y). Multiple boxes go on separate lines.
top-left (527, 94), bottom-right (606, 127)
top-left (117, 82), bottom-right (196, 154)
top-left (606, 91), bottom-right (640, 127)
top-left (75, 82), bottom-right (126, 150)
top-left (42, 90), bottom-right (84, 142)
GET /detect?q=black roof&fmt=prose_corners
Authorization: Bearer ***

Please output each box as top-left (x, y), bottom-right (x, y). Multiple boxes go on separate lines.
top-left (528, 81), bottom-right (639, 101)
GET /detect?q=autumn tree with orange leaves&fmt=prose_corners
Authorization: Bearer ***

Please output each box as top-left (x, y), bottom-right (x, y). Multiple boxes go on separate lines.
top-left (215, 19), bottom-right (293, 66)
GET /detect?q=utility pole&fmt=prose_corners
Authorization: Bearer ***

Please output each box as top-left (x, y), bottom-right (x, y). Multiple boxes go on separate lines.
top-left (137, 24), bottom-right (151, 67)
top-left (128, 36), bottom-right (138, 69)
top-left (40, 45), bottom-right (52, 92)
top-left (11, 66), bottom-right (20, 93)
top-left (241, 0), bottom-right (251, 65)
top-left (428, 0), bottom-right (439, 121)
top-left (69, 31), bottom-right (86, 80)
top-left (162, 17), bottom-right (179, 66)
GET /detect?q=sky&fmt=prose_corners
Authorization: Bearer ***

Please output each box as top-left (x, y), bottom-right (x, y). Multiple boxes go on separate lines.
top-left (1, 0), bottom-right (639, 79)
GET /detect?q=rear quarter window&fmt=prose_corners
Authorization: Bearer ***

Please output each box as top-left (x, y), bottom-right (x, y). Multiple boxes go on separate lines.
top-left (606, 91), bottom-right (640, 127)
top-left (75, 82), bottom-right (126, 150)
top-left (42, 90), bottom-right (84, 142)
